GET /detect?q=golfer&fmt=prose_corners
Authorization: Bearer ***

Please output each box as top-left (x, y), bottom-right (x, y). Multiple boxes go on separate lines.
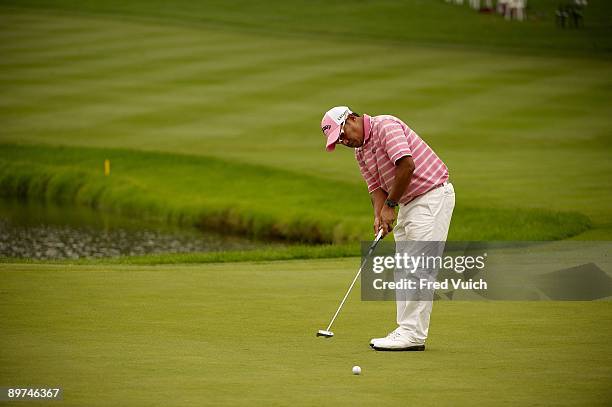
top-left (321, 106), bottom-right (455, 351)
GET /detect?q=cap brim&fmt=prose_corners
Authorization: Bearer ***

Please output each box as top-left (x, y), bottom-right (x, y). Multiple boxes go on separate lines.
top-left (325, 127), bottom-right (341, 152)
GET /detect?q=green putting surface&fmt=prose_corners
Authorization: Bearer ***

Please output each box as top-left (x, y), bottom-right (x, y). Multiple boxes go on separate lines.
top-left (1, 260), bottom-right (611, 406)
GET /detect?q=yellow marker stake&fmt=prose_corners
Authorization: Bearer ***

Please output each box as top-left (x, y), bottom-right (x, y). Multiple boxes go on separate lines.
top-left (104, 159), bottom-right (110, 176)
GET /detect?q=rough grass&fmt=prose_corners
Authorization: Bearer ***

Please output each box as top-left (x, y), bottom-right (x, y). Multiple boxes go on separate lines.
top-left (0, 144), bottom-right (592, 245)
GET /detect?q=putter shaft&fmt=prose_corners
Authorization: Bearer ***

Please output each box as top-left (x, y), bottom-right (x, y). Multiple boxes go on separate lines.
top-left (323, 229), bottom-right (384, 333)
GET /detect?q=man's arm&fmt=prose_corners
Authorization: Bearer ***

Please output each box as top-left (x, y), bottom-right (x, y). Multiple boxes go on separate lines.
top-left (380, 156), bottom-right (415, 235)
top-left (370, 188), bottom-right (387, 234)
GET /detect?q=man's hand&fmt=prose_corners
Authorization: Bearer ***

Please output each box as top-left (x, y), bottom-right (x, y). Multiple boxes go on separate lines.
top-left (374, 217), bottom-right (382, 235)
top-left (380, 205), bottom-right (396, 236)
top-left (371, 189), bottom-right (387, 236)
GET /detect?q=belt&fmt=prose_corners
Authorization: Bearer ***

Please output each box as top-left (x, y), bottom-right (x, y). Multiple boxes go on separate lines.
top-left (400, 181), bottom-right (450, 206)
top-left (432, 181), bottom-right (449, 191)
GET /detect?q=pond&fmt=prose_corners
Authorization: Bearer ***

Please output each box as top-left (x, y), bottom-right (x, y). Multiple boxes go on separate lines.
top-left (0, 199), bottom-right (270, 260)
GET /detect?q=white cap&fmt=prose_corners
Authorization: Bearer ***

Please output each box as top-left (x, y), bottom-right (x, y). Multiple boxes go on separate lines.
top-left (320, 106), bottom-right (352, 152)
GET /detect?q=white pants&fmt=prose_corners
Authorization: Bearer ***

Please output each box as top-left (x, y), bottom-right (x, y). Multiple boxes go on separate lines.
top-left (393, 182), bottom-right (455, 343)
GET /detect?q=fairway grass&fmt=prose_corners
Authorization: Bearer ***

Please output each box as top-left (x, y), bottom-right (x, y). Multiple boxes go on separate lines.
top-left (3, 0), bottom-right (611, 57)
top-left (1, 260), bottom-right (611, 406)
top-left (1, 6), bottom-right (611, 245)
top-left (0, 5), bottom-right (611, 246)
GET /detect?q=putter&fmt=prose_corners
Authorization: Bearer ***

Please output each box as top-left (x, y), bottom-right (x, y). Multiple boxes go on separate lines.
top-left (317, 229), bottom-right (385, 338)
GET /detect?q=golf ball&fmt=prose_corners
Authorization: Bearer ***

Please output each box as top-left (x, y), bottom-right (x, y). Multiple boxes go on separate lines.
top-left (352, 366), bottom-right (361, 375)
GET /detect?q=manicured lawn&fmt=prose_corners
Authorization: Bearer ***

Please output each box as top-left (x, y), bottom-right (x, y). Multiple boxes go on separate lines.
top-left (3, 0), bottom-right (611, 56)
top-left (0, 3), bottom-right (611, 405)
top-left (1, 261), bottom-right (611, 406)
top-left (1, 6), bottom-right (610, 241)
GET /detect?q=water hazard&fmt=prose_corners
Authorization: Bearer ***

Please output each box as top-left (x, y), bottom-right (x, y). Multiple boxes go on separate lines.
top-left (0, 199), bottom-right (268, 260)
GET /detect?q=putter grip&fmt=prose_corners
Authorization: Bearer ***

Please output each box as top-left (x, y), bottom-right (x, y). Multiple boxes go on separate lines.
top-left (366, 229), bottom-right (384, 257)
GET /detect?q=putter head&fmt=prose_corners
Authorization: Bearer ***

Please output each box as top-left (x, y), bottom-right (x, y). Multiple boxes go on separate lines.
top-left (316, 330), bottom-right (334, 338)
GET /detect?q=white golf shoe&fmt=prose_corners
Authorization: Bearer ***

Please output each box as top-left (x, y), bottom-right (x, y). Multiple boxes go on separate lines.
top-left (370, 329), bottom-right (425, 351)
top-left (369, 327), bottom-right (402, 347)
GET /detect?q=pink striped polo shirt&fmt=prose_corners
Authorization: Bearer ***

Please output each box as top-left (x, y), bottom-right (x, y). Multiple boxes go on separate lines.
top-left (355, 114), bottom-right (449, 204)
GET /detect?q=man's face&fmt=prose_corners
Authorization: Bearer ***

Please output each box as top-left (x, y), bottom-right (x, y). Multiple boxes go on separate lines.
top-left (337, 115), bottom-right (364, 149)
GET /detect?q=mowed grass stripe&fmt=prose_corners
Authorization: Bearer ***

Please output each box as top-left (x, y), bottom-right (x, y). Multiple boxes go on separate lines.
top-left (198, 58), bottom-right (486, 145)
top-left (0, 40), bottom-right (276, 112)
top-left (373, 61), bottom-right (608, 131)
top-left (228, 59), bottom-right (598, 154)
top-left (2, 35), bottom-right (354, 98)
top-left (2, 48), bottom-right (355, 129)
top-left (417, 67), bottom-right (612, 139)
top-left (0, 8), bottom-right (512, 119)
top-left (0, 6), bottom-right (247, 45)
top-left (0, 22), bottom-right (172, 55)
top-left (1, 13), bottom-right (373, 113)
top-left (2, 8), bottom-right (599, 141)
top-left (0, 13), bottom-right (179, 53)
top-left (125, 49), bottom-right (514, 138)
top-left (302, 55), bottom-right (575, 121)
top-left (0, 32), bottom-right (251, 81)
top-left (0, 40), bottom-right (302, 111)
top-left (0, 30), bottom-right (228, 71)
top-left (111, 52), bottom-right (455, 134)
top-left (4, 41), bottom-right (440, 133)
top-left (2, 50), bottom-right (605, 144)
top-left (466, 85), bottom-right (612, 144)
top-left (2, 48), bottom-right (371, 132)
